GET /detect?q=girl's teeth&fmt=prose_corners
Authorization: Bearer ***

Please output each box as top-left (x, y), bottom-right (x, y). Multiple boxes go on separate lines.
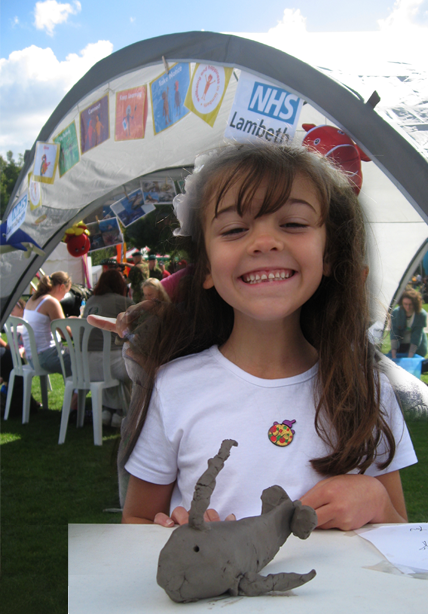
top-left (243, 270), bottom-right (293, 284)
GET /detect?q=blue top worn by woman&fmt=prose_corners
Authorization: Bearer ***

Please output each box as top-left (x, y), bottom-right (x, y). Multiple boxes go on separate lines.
top-left (390, 307), bottom-right (428, 357)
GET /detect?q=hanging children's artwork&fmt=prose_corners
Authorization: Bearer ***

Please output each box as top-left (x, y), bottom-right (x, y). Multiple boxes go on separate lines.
top-left (150, 63), bottom-right (191, 135)
top-left (110, 188), bottom-right (155, 228)
top-left (115, 85), bottom-right (148, 141)
top-left (184, 64), bottom-right (233, 127)
top-left (54, 121), bottom-right (80, 176)
top-left (80, 95), bottom-right (110, 154)
top-left (32, 142), bottom-right (60, 184)
top-left (6, 193), bottom-right (28, 241)
top-left (28, 172), bottom-right (42, 210)
top-left (142, 178), bottom-right (176, 205)
top-left (86, 218), bottom-right (123, 252)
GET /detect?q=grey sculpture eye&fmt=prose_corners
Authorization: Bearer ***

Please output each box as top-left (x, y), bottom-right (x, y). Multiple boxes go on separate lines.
top-left (193, 546), bottom-right (200, 552)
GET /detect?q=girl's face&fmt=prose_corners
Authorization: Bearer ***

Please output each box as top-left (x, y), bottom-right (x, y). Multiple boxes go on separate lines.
top-left (203, 173), bottom-right (328, 326)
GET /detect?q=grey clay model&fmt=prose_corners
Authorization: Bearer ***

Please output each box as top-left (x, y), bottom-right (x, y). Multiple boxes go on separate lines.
top-left (157, 439), bottom-right (317, 602)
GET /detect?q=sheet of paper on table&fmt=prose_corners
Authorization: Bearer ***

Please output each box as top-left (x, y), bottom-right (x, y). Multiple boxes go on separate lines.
top-left (355, 523), bottom-right (428, 574)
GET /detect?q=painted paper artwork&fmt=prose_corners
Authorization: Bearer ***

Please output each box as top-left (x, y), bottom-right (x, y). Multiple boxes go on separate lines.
top-left (54, 121), bottom-right (80, 176)
top-left (110, 188), bottom-right (156, 228)
top-left (150, 63), bottom-right (190, 135)
top-left (142, 179), bottom-right (176, 205)
top-left (28, 172), bottom-right (42, 210)
top-left (185, 64), bottom-right (233, 127)
top-left (87, 218), bottom-right (123, 252)
top-left (32, 142), bottom-right (60, 184)
top-left (80, 95), bottom-right (110, 154)
top-left (115, 86), bottom-right (148, 141)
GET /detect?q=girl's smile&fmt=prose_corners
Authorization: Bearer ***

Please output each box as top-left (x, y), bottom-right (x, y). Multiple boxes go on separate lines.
top-left (241, 268), bottom-right (295, 284)
top-left (203, 173), bottom-right (328, 325)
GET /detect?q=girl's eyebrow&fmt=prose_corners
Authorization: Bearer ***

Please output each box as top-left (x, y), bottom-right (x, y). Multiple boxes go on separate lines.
top-left (287, 198), bottom-right (318, 213)
top-left (212, 204), bottom-right (238, 223)
top-left (214, 198), bottom-right (318, 223)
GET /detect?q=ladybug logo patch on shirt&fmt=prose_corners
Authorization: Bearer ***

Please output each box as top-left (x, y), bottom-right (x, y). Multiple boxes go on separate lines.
top-left (268, 420), bottom-right (296, 447)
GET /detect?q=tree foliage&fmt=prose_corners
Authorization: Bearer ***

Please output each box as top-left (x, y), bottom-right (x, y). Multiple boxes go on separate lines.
top-left (0, 151), bottom-right (23, 219)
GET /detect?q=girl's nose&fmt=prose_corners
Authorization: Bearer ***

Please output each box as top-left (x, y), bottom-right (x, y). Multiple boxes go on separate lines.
top-left (248, 225), bottom-right (284, 254)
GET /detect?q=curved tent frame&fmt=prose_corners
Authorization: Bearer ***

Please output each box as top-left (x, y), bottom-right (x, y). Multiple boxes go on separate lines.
top-left (2, 31), bottom-right (428, 326)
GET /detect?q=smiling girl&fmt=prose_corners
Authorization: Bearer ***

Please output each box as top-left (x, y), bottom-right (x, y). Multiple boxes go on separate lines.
top-left (90, 143), bottom-right (417, 529)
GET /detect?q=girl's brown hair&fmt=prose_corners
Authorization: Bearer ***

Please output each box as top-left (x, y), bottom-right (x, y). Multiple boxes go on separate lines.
top-left (121, 143), bottom-right (395, 475)
top-left (32, 271), bottom-right (71, 300)
top-left (93, 269), bottom-right (127, 297)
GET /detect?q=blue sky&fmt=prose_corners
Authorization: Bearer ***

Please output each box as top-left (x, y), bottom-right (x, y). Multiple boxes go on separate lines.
top-left (1, 0), bottom-right (427, 158)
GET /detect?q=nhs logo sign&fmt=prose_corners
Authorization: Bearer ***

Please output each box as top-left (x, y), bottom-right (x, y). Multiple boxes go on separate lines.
top-left (225, 71), bottom-right (303, 145)
top-left (249, 82), bottom-right (301, 124)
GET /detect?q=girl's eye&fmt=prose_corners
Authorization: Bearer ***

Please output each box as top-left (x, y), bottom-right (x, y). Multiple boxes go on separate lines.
top-left (282, 222), bottom-right (308, 229)
top-left (221, 227), bottom-right (247, 236)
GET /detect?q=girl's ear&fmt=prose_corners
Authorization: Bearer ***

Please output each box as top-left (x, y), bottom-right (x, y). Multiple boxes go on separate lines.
top-left (323, 260), bottom-right (331, 277)
top-left (203, 272), bottom-right (214, 289)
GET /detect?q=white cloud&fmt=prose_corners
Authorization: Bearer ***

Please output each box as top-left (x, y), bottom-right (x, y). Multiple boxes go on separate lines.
top-left (378, 0), bottom-right (428, 30)
top-left (268, 8), bottom-right (307, 35)
top-left (130, 16), bottom-right (136, 23)
top-left (0, 40), bottom-right (113, 156)
top-left (239, 2), bottom-right (427, 73)
top-left (34, 0), bottom-right (82, 36)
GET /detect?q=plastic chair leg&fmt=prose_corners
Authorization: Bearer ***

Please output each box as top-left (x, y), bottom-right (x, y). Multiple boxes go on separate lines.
top-left (4, 371), bottom-right (15, 420)
top-left (40, 375), bottom-right (49, 410)
top-left (22, 373), bottom-right (33, 424)
top-left (77, 389), bottom-right (87, 428)
top-left (47, 375), bottom-right (52, 391)
top-left (58, 382), bottom-right (75, 444)
top-left (91, 386), bottom-right (103, 446)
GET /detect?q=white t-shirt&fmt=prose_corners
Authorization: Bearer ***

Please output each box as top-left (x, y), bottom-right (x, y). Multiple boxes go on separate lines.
top-left (125, 345), bottom-right (417, 520)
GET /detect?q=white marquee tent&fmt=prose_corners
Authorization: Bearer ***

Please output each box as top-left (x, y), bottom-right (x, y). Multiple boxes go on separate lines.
top-left (2, 31), bottom-right (427, 327)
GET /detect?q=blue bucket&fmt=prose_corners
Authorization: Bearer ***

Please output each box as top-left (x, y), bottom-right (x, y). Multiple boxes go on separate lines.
top-left (391, 354), bottom-right (425, 379)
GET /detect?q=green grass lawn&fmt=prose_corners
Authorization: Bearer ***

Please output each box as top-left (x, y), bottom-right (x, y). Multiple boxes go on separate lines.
top-left (1, 344), bottom-right (427, 612)
top-left (1, 374), bottom-right (122, 614)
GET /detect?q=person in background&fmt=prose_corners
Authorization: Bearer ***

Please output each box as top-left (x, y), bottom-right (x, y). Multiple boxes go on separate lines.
top-left (147, 254), bottom-right (163, 280)
top-left (22, 272), bottom-right (73, 376)
top-left (159, 262), bottom-right (171, 278)
top-left (390, 289), bottom-right (428, 366)
top-left (83, 269), bottom-right (134, 427)
top-left (127, 252), bottom-right (149, 303)
top-left (142, 278), bottom-right (171, 303)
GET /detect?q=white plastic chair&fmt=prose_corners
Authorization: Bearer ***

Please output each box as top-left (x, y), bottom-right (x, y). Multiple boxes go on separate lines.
top-left (51, 318), bottom-right (128, 446)
top-left (3, 316), bottom-right (52, 423)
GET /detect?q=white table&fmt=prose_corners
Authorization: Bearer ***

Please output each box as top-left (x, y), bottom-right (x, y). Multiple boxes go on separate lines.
top-left (69, 524), bottom-right (427, 613)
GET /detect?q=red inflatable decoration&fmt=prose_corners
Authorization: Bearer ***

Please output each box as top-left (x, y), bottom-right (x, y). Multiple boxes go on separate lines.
top-left (302, 124), bottom-right (371, 194)
top-left (63, 222), bottom-right (91, 257)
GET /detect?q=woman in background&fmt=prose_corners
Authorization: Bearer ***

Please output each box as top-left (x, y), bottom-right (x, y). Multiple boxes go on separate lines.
top-left (390, 289), bottom-right (428, 360)
top-left (22, 272), bottom-right (73, 376)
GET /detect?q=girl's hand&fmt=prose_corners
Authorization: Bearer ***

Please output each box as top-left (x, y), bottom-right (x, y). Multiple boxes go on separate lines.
top-left (154, 506), bottom-right (236, 527)
top-left (300, 473), bottom-right (407, 531)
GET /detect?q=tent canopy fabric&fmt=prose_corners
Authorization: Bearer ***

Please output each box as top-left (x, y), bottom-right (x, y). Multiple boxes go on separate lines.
top-left (2, 31), bottom-right (427, 327)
